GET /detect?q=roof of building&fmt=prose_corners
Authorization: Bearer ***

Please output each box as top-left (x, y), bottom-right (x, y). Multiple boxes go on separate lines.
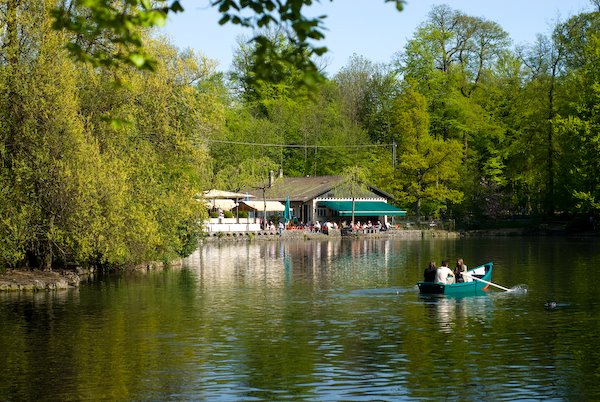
top-left (204, 199), bottom-right (237, 211)
top-left (319, 201), bottom-right (407, 217)
top-left (238, 200), bottom-right (286, 212)
top-left (202, 189), bottom-right (253, 199)
top-left (243, 175), bottom-right (393, 203)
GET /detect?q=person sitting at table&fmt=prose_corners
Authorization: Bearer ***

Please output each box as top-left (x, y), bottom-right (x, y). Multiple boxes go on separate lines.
top-left (435, 260), bottom-right (455, 284)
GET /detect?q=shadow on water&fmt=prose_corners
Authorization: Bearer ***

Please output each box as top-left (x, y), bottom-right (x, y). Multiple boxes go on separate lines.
top-left (342, 286), bottom-right (417, 298)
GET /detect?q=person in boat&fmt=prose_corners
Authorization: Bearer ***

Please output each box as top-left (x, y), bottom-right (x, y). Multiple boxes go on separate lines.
top-left (454, 258), bottom-right (471, 283)
top-left (435, 260), bottom-right (455, 284)
top-left (424, 261), bottom-right (437, 282)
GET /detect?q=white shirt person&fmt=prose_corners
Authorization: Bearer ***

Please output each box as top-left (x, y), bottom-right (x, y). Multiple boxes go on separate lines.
top-left (435, 260), bottom-right (455, 284)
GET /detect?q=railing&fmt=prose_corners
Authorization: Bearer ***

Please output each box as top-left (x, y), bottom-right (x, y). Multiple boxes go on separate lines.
top-left (205, 217), bottom-right (265, 233)
top-left (398, 219), bottom-right (456, 231)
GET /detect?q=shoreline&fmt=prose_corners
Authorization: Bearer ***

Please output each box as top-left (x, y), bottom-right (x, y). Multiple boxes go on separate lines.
top-left (1, 228), bottom-right (596, 292)
top-left (0, 261), bottom-right (181, 293)
top-left (0, 269), bottom-right (81, 292)
top-left (202, 228), bottom-right (459, 241)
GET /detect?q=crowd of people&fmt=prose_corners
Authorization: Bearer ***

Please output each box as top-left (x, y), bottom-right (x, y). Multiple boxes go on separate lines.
top-left (289, 220), bottom-right (392, 234)
top-left (260, 218), bottom-right (394, 236)
top-left (423, 258), bottom-right (472, 284)
top-left (347, 220), bottom-right (392, 233)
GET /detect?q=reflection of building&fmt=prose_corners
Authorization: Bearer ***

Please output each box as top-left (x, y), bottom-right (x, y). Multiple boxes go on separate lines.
top-left (242, 171), bottom-right (406, 225)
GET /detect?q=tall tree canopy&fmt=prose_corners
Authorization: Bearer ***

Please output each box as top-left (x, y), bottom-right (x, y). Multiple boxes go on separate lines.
top-left (0, 1), bottom-right (223, 269)
top-left (3, 1), bottom-right (600, 272)
top-left (389, 83), bottom-right (463, 221)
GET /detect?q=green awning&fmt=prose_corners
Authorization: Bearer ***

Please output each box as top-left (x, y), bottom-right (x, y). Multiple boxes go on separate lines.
top-left (319, 201), bottom-right (407, 217)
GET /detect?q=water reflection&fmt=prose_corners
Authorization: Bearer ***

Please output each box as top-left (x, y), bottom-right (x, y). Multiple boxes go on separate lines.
top-left (0, 287), bottom-right (80, 305)
top-left (421, 294), bottom-right (493, 335)
top-left (1, 237), bottom-right (600, 400)
top-left (185, 239), bottom-right (403, 292)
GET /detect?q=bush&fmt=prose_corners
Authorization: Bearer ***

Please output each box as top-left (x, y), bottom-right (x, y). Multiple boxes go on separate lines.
top-left (176, 219), bottom-right (202, 258)
top-left (209, 211), bottom-right (219, 218)
top-left (224, 211), bottom-right (234, 218)
top-left (239, 211), bottom-right (249, 218)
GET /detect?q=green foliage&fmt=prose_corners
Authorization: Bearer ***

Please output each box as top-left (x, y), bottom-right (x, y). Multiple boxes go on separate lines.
top-left (334, 55), bottom-right (401, 143)
top-left (1, 0), bottom-right (599, 274)
top-left (212, 74), bottom-right (371, 179)
top-left (53, 1), bottom-right (406, 93)
top-left (0, 3), bottom-right (215, 269)
top-left (213, 3), bottom-right (600, 224)
top-left (52, 0), bottom-right (184, 71)
top-left (175, 218), bottom-right (203, 258)
top-left (230, 32), bottom-right (312, 104)
top-left (339, 166), bottom-right (369, 197)
top-left (389, 84), bottom-right (463, 219)
top-left (214, 157), bottom-right (278, 192)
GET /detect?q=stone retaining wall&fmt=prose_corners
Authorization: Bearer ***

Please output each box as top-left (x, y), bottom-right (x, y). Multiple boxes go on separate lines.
top-left (0, 270), bottom-right (81, 291)
top-left (201, 229), bottom-right (459, 242)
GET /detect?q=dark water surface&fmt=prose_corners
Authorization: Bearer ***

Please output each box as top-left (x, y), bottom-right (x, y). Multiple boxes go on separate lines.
top-left (1, 237), bottom-right (600, 400)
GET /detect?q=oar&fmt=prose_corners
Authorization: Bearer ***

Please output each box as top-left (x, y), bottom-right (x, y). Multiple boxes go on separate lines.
top-left (462, 273), bottom-right (511, 292)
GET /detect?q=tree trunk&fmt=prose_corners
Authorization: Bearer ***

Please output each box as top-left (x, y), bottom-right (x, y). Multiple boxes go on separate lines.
top-left (42, 216), bottom-right (54, 271)
top-left (545, 73), bottom-right (557, 216)
top-left (43, 241), bottom-right (53, 271)
top-left (351, 197), bottom-right (356, 228)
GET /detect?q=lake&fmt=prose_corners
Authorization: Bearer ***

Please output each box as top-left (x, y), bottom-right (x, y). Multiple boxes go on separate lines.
top-left (1, 237), bottom-right (600, 400)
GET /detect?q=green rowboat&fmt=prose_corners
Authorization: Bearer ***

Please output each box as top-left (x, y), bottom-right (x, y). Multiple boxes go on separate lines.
top-left (417, 262), bottom-right (493, 295)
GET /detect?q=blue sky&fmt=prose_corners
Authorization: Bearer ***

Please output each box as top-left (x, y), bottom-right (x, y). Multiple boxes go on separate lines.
top-left (161, 0), bottom-right (593, 75)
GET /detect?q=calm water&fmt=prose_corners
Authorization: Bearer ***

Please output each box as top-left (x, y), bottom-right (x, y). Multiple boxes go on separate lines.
top-left (1, 237), bottom-right (600, 400)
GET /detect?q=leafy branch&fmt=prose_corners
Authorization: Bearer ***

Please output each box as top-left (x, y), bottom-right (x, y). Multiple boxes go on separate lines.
top-left (52, 0), bottom-right (405, 89)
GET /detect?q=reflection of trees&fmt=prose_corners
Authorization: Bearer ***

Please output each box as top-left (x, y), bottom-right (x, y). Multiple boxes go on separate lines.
top-left (3, 238), bottom-right (600, 399)
top-left (0, 291), bottom-right (81, 399)
top-left (0, 271), bottom-right (202, 400)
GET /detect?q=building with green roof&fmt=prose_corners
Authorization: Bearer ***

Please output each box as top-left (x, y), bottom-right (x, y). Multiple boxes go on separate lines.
top-left (242, 171), bottom-right (406, 226)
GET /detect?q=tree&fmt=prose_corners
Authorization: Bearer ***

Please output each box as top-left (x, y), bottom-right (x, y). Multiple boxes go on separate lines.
top-left (552, 10), bottom-right (600, 214)
top-left (230, 31), bottom-right (313, 105)
top-left (52, 0), bottom-right (406, 89)
top-left (222, 43), bottom-right (375, 179)
top-left (339, 166), bottom-right (369, 227)
top-left (214, 157), bottom-right (278, 192)
top-left (399, 5), bottom-right (510, 141)
top-left (518, 28), bottom-right (567, 216)
top-left (0, 0), bottom-right (95, 269)
top-left (334, 55), bottom-right (400, 143)
top-left (358, 65), bottom-right (401, 144)
top-left (396, 5), bottom-right (529, 222)
top-left (0, 0), bottom-right (221, 269)
top-left (334, 54), bottom-right (373, 126)
top-left (261, 82), bottom-right (371, 176)
top-left (390, 83), bottom-right (463, 223)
